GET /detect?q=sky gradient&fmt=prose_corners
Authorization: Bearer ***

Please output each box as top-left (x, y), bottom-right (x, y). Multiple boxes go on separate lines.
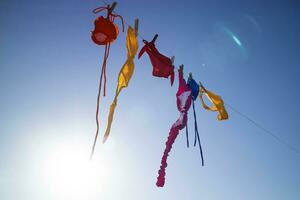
top-left (1, 0), bottom-right (300, 199)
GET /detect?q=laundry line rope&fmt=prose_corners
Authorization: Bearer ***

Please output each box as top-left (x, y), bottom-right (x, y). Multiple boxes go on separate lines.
top-left (226, 103), bottom-right (300, 155)
top-left (99, 0), bottom-right (300, 156)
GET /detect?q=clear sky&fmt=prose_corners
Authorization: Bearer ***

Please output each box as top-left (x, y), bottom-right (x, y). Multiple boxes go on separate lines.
top-left (1, 0), bottom-right (300, 199)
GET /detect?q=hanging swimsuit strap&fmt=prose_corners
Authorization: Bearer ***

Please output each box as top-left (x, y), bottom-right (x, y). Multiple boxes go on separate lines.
top-left (186, 124), bottom-right (189, 148)
top-left (192, 100), bottom-right (204, 166)
top-left (110, 13), bottom-right (125, 32)
top-left (93, 5), bottom-right (124, 32)
top-left (92, 6), bottom-right (109, 14)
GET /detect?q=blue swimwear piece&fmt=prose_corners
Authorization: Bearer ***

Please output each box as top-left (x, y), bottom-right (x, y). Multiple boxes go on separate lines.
top-left (187, 77), bottom-right (199, 100)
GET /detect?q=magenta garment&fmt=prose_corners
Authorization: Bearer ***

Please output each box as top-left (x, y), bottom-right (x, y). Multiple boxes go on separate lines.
top-left (138, 39), bottom-right (175, 86)
top-left (156, 69), bottom-right (192, 187)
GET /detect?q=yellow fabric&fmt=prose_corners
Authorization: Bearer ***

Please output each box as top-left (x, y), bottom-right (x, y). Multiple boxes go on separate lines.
top-left (103, 26), bottom-right (138, 143)
top-left (199, 85), bottom-right (228, 120)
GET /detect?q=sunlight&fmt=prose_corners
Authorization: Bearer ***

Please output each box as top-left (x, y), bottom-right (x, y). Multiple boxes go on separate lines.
top-left (41, 143), bottom-right (111, 199)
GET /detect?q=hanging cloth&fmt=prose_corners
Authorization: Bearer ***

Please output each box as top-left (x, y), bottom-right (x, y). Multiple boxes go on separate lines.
top-left (138, 34), bottom-right (175, 86)
top-left (90, 3), bottom-right (124, 159)
top-left (91, 3), bottom-right (124, 98)
top-left (187, 76), bottom-right (204, 166)
top-left (187, 76), bottom-right (200, 100)
top-left (156, 66), bottom-right (192, 187)
top-left (103, 21), bottom-right (139, 143)
top-left (91, 3), bottom-right (124, 45)
top-left (199, 84), bottom-right (229, 120)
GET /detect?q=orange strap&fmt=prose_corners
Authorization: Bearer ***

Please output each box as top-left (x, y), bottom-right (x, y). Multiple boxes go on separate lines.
top-left (110, 13), bottom-right (125, 32)
top-left (92, 6), bottom-right (108, 14)
top-left (90, 42), bottom-right (111, 160)
top-left (93, 5), bottom-right (124, 33)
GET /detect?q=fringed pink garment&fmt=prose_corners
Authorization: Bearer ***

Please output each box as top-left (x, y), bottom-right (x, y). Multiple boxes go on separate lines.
top-left (156, 68), bottom-right (192, 187)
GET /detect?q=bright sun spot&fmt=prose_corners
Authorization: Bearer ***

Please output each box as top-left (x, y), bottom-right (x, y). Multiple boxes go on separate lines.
top-left (232, 35), bottom-right (242, 47)
top-left (41, 143), bottom-right (111, 199)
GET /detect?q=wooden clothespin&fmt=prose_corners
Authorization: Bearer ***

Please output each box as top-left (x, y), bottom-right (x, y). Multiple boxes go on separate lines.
top-left (171, 56), bottom-right (175, 65)
top-left (179, 64), bottom-right (184, 71)
top-left (143, 34), bottom-right (158, 44)
top-left (108, 2), bottom-right (117, 13)
top-left (151, 34), bottom-right (158, 43)
top-left (134, 18), bottom-right (139, 37)
top-left (199, 81), bottom-right (205, 92)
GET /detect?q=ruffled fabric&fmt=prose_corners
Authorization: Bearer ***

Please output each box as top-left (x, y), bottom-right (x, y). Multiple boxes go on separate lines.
top-left (156, 69), bottom-right (192, 187)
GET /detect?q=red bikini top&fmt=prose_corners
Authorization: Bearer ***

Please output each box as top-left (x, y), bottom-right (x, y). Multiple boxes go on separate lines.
top-left (91, 5), bottom-right (124, 45)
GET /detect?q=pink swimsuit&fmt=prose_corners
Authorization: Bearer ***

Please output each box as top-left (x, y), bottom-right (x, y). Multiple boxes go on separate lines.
top-left (156, 69), bottom-right (192, 187)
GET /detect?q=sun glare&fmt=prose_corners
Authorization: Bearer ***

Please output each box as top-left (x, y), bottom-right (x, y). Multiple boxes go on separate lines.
top-left (41, 143), bottom-right (110, 199)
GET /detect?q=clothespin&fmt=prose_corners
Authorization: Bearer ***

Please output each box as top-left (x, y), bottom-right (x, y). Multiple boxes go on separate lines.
top-left (199, 81), bottom-right (205, 93)
top-left (171, 56), bottom-right (175, 65)
top-left (108, 2), bottom-right (117, 14)
top-left (151, 34), bottom-right (158, 43)
top-left (189, 73), bottom-right (193, 79)
top-left (143, 34), bottom-right (158, 44)
top-left (199, 81), bottom-right (203, 87)
top-left (134, 18), bottom-right (139, 37)
top-left (179, 64), bottom-right (184, 71)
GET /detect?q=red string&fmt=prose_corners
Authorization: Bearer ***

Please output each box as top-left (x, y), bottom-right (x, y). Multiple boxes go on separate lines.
top-left (103, 43), bottom-right (111, 96)
top-left (110, 13), bottom-right (124, 32)
top-left (90, 44), bottom-right (109, 160)
top-left (103, 62), bottom-right (107, 97)
top-left (93, 5), bottom-right (124, 34)
top-left (90, 4), bottom-right (124, 159)
top-left (92, 6), bottom-right (108, 14)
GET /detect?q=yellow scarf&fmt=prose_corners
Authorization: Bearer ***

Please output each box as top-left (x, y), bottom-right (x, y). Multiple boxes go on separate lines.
top-left (103, 22), bottom-right (139, 143)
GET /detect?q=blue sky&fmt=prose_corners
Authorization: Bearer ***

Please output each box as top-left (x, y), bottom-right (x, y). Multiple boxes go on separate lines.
top-left (1, 0), bottom-right (300, 199)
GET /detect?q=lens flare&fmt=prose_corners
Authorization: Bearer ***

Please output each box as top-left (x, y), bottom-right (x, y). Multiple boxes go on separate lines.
top-left (222, 26), bottom-right (243, 47)
top-left (232, 35), bottom-right (242, 47)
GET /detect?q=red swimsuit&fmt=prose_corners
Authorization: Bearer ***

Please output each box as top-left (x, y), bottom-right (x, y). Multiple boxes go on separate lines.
top-left (138, 39), bottom-right (174, 86)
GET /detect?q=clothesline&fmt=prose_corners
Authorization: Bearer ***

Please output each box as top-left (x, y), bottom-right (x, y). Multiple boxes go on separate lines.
top-left (98, 0), bottom-right (300, 155)
top-left (101, 0), bottom-right (145, 41)
top-left (225, 103), bottom-right (300, 155)
top-left (100, 0), bottom-right (190, 78)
